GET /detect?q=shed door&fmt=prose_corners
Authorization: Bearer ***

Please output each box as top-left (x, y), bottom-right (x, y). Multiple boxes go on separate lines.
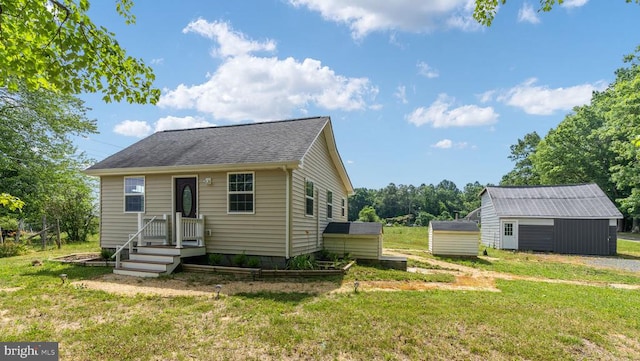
top-left (175, 177), bottom-right (197, 218)
top-left (501, 221), bottom-right (518, 249)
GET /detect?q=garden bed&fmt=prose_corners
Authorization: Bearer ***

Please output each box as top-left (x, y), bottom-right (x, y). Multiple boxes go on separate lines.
top-left (183, 260), bottom-right (355, 277)
top-left (52, 253), bottom-right (115, 267)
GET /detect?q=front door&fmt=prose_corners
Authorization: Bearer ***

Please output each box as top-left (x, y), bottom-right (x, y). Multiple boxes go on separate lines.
top-left (175, 177), bottom-right (197, 218)
top-left (501, 221), bottom-right (517, 249)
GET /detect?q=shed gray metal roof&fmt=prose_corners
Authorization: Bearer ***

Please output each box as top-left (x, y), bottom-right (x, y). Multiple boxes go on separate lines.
top-left (87, 116), bottom-right (330, 171)
top-left (324, 222), bottom-right (383, 235)
top-left (481, 184), bottom-right (622, 219)
top-left (430, 221), bottom-right (479, 232)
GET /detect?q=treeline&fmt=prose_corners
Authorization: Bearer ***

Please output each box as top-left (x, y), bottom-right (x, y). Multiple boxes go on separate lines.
top-left (348, 181), bottom-right (489, 225)
top-left (499, 47), bottom-right (640, 230)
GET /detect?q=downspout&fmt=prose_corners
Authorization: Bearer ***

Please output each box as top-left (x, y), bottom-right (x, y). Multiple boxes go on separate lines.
top-left (283, 166), bottom-right (290, 259)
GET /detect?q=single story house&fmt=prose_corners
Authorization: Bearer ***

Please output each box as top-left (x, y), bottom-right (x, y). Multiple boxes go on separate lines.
top-left (480, 184), bottom-right (622, 256)
top-left (85, 116), bottom-right (353, 276)
top-left (429, 220), bottom-right (479, 256)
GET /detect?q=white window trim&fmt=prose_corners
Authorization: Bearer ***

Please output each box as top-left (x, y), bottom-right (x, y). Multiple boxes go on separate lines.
top-left (124, 176), bottom-right (145, 213)
top-left (341, 198), bottom-right (346, 218)
top-left (326, 190), bottom-right (333, 220)
top-left (227, 171), bottom-right (255, 214)
top-left (305, 178), bottom-right (314, 217)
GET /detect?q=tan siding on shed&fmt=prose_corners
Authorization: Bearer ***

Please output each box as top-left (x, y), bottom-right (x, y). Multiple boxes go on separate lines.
top-left (429, 230), bottom-right (479, 256)
top-left (291, 131), bottom-right (349, 256)
top-left (323, 234), bottom-right (381, 259)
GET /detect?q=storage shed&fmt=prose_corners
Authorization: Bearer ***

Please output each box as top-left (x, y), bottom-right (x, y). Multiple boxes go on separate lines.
top-left (429, 221), bottom-right (479, 256)
top-left (323, 222), bottom-right (382, 260)
top-left (480, 184), bottom-right (622, 256)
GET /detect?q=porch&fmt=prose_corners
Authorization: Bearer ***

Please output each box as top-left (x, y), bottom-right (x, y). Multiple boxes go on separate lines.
top-left (112, 213), bottom-right (207, 277)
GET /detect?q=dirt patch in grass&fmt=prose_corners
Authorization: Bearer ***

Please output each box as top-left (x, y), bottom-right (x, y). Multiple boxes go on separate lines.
top-left (0, 287), bottom-right (22, 293)
top-left (73, 273), bottom-right (340, 297)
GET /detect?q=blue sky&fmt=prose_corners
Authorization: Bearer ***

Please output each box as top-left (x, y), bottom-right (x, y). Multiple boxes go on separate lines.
top-left (77, 0), bottom-right (640, 190)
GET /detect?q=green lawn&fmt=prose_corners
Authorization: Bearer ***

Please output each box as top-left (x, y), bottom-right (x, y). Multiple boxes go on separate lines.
top-left (1, 236), bottom-right (640, 360)
top-left (383, 225), bottom-right (429, 250)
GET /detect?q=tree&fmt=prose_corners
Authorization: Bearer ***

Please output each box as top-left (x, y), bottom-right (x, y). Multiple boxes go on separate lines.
top-left (358, 205), bottom-right (381, 223)
top-left (0, 193), bottom-right (24, 212)
top-left (473, 0), bottom-right (640, 26)
top-left (0, 0), bottom-right (160, 104)
top-left (461, 182), bottom-right (485, 216)
top-left (602, 48), bottom-right (640, 222)
top-left (0, 85), bottom-right (97, 234)
top-left (46, 176), bottom-right (97, 242)
top-left (501, 132), bottom-right (541, 185)
top-left (348, 187), bottom-right (377, 221)
top-left (414, 211), bottom-right (435, 226)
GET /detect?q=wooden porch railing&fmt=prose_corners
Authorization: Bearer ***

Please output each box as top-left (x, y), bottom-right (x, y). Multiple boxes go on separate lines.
top-left (175, 213), bottom-right (205, 248)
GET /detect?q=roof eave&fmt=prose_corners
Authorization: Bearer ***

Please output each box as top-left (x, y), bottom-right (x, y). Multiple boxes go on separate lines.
top-left (299, 118), bottom-right (354, 195)
top-left (495, 214), bottom-right (623, 219)
top-left (84, 161), bottom-right (301, 177)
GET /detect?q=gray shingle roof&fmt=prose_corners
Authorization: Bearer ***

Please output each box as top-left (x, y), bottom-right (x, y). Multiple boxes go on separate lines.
top-left (482, 184), bottom-right (622, 219)
top-left (430, 221), bottom-right (479, 232)
top-left (324, 222), bottom-right (383, 235)
top-left (86, 116), bottom-right (330, 171)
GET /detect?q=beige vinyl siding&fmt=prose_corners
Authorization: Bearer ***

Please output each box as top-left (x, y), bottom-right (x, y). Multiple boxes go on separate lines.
top-left (100, 174), bottom-right (174, 249)
top-left (201, 169), bottom-right (287, 257)
top-left (100, 171), bottom-right (287, 256)
top-left (291, 131), bottom-right (349, 256)
top-left (323, 234), bottom-right (381, 259)
top-left (429, 230), bottom-right (479, 256)
top-left (480, 192), bottom-right (500, 248)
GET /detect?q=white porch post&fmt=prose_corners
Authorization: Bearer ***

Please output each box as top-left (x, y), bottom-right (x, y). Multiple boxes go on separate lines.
top-left (162, 214), bottom-right (169, 245)
top-left (137, 213), bottom-right (143, 249)
top-left (198, 214), bottom-right (205, 247)
top-left (175, 212), bottom-right (183, 249)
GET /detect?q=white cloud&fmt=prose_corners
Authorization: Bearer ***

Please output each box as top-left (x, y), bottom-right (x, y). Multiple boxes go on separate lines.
top-left (394, 85), bottom-right (408, 104)
top-left (477, 90), bottom-right (495, 103)
top-left (289, 0), bottom-right (480, 39)
top-left (518, 3), bottom-right (540, 24)
top-left (431, 139), bottom-right (469, 149)
top-left (183, 19), bottom-right (276, 58)
top-left (417, 61), bottom-right (439, 78)
top-left (113, 116), bottom-right (213, 138)
top-left (150, 58), bottom-right (164, 65)
top-left (159, 20), bottom-right (377, 122)
top-left (347, 160), bottom-right (355, 164)
top-left (561, 0), bottom-right (589, 8)
top-left (432, 139), bottom-right (452, 149)
top-left (113, 120), bottom-right (152, 138)
top-left (497, 78), bottom-right (605, 115)
top-left (406, 94), bottom-right (499, 128)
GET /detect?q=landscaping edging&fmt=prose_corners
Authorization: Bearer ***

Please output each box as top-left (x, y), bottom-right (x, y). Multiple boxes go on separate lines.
top-left (182, 260), bottom-right (355, 277)
top-left (51, 253), bottom-right (115, 267)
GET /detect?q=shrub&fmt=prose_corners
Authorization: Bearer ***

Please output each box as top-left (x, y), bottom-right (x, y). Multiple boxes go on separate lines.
top-left (100, 248), bottom-right (115, 260)
top-left (208, 253), bottom-right (223, 266)
top-left (0, 241), bottom-right (27, 258)
top-left (287, 254), bottom-right (316, 270)
top-left (232, 252), bottom-right (247, 267)
top-left (247, 257), bottom-right (261, 268)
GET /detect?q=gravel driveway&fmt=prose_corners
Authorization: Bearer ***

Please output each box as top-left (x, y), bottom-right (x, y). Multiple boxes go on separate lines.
top-left (583, 257), bottom-right (640, 273)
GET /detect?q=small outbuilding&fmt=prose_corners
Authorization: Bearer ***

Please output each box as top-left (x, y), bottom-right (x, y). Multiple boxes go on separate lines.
top-left (480, 184), bottom-right (622, 256)
top-left (429, 220), bottom-right (479, 256)
top-left (323, 222), bottom-right (382, 260)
